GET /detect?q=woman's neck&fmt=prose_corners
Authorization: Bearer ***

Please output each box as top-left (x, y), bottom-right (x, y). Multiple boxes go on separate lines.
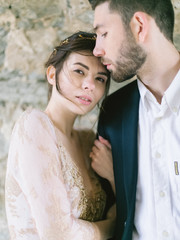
top-left (44, 101), bottom-right (76, 138)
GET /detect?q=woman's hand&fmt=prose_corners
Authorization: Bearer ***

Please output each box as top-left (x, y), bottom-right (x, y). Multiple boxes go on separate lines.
top-left (90, 136), bottom-right (115, 194)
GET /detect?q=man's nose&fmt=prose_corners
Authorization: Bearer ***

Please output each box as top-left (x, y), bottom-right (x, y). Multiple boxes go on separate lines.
top-left (93, 42), bottom-right (105, 57)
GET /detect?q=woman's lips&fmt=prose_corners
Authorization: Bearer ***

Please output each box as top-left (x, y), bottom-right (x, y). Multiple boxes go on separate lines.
top-left (76, 95), bottom-right (92, 105)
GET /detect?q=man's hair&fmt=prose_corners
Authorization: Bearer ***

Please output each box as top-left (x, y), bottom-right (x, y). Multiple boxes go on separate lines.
top-left (89, 0), bottom-right (175, 42)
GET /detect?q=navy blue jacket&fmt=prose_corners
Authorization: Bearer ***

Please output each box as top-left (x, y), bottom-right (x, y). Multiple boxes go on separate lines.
top-left (98, 80), bottom-right (140, 240)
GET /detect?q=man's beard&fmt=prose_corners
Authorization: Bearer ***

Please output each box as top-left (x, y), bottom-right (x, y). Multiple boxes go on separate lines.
top-left (111, 31), bottom-right (147, 82)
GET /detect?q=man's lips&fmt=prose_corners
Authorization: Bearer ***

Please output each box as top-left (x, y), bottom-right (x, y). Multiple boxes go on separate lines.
top-left (104, 63), bottom-right (111, 70)
top-left (76, 95), bottom-right (92, 105)
top-left (102, 62), bottom-right (112, 69)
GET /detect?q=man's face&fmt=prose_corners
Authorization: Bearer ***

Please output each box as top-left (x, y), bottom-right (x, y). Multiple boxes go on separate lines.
top-left (93, 2), bottom-right (146, 82)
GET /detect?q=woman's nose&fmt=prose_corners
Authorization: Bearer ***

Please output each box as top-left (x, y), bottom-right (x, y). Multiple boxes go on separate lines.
top-left (82, 77), bottom-right (95, 91)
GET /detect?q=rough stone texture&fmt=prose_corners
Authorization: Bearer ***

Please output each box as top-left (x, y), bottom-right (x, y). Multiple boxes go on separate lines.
top-left (0, 0), bottom-right (179, 239)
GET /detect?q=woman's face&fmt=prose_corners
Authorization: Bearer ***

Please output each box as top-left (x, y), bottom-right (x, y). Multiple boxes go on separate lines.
top-left (56, 51), bottom-right (109, 115)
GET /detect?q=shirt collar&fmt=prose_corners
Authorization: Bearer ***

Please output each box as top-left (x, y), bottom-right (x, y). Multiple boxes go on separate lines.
top-left (137, 70), bottom-right (180, 115)
top-left (164, 69), bottom-right (180, 115)
top-left (137, 78), bottom-right (155, 112)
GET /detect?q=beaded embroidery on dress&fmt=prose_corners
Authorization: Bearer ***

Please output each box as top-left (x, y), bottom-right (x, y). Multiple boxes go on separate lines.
top-left (59, 137), bottom-right (106, 222)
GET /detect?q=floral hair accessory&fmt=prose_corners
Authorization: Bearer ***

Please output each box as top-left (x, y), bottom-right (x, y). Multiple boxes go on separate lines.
top-left (58, 34), bottom-right (96, 47)
top-left (52, 48), bottom-right (57, 55)
top-left (78, 34), bottom-right (96, 40)
top-left (52, 33), bottom-right (96, 56)
top-left (59, 38), bottom-right (69, 46)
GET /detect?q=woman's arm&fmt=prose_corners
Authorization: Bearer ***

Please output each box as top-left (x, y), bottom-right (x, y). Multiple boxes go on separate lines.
top-left (10, 109), bottom-right (114, 240)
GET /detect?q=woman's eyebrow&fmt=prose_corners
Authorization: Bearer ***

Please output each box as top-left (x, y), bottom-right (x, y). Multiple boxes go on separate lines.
top-left (74, 63), bottom-right (108, 77)
top-left (98, 72), bottom-right (108, 77)
top-left (73, 62), bottom-right (89, 70)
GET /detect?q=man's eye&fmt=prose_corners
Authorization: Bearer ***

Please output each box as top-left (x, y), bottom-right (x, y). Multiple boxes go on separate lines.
top-left (74, 69), bottom-right (84, 75)
top-left (101, 32), bottom-right (107, 38)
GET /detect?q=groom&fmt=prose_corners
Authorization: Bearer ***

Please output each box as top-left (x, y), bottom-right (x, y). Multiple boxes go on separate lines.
top-left (89, 0), bottom-right (180, 239)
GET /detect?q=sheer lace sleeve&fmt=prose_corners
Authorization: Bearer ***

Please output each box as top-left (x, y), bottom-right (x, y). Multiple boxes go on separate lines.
top-left (6, 109), bottom-right (104, 240)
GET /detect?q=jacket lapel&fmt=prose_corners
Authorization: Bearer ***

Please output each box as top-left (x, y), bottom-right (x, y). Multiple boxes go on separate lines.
top-left (122, 82), bottom-right (140, 212)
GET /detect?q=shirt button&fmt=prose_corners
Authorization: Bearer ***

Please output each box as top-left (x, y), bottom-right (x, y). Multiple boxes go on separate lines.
top-left (159, 191), bottom-right (165, 197)
top-left (162, 230), bottom-right (169, 237)
top-left (155, 152), bottom-right (161, 158)
top-left (172, 106), bottom-right (178, 113)
top-left (156, 114), bottom-right (163, 120)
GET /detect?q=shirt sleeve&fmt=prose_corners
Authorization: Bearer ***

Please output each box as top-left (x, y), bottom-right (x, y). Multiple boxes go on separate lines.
top-left (10, 109), bottom-right (102, 240)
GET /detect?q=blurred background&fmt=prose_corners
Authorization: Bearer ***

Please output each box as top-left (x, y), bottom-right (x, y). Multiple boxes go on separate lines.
top-left (0, 0), bottom-right (180, 239)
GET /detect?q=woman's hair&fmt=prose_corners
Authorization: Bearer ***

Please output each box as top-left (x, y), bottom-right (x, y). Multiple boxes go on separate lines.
top-left (45, 31), bottom-right (111, 100)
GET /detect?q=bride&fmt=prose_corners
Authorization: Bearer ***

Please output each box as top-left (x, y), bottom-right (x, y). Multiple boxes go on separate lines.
top-left (5, 31), bottom-right (115, 240)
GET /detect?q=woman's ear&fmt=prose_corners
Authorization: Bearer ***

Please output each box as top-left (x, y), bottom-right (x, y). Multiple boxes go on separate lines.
top-left (130, 12), bottom-right (149, 43)
top-left (46, 66), bottom-right (56, 85)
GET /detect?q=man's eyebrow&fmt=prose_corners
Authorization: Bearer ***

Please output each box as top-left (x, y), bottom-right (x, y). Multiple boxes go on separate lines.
top-left (73, 62), bottom-right (89, 70)
top-left (93, 24), bottom-right (104, 32)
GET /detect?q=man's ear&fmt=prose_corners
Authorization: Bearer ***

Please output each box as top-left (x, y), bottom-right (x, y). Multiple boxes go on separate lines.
top-left (46, 66), bottom-right (56, 85)
top-left (130, 12), bottom-right (149, 43)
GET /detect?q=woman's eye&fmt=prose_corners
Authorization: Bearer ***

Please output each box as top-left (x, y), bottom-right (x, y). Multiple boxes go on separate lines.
top-left (74, 69), bottom-right (84, 75)
top-left (96, 77), bottom-right (106, 83)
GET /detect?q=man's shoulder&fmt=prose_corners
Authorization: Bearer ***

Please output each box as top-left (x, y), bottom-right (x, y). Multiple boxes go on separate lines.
top-left (98, 79), bottom-right (140, 128)
top-left (105, 79), bottom-right (138, 105)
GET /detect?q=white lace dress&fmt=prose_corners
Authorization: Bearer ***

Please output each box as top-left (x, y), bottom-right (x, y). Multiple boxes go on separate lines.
top-left (5, 108), bottom-right (107, 240)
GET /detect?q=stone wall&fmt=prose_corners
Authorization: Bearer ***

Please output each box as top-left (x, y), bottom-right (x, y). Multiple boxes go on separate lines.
top-left (0, 0), bottom-right (180, 239)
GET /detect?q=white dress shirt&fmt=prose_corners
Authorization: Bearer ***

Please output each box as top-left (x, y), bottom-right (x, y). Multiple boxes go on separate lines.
top-left (133, 70), bottom-right (180, 240)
